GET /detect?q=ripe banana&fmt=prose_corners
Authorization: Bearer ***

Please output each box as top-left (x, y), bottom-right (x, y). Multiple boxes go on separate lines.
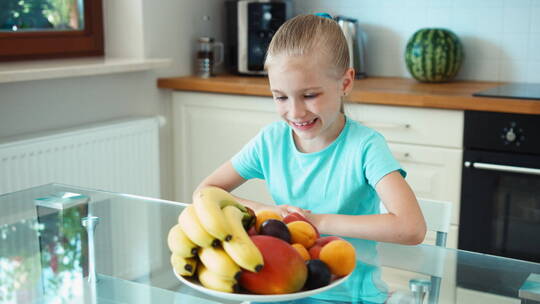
top-left (170, 253), bottom-right (197, 277)
top-left (198, 264), bottom-right (239, 293)
top-left (222, 205), bottom-right (264, 273)
top-left (193, 187), bottom-right (234, 242)
top-left (167, 224), bottom-right (199, 257)
top-left (199, 246), bottom-right (242, 280)
top-left (193, 186), bottom-right (252, 242)
top-left (178, 205), bottom-right (220, 248)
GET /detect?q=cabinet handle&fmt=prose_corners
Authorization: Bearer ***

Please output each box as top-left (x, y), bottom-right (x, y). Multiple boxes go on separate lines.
top-left (393, 152), bottom-right (411, 161)
top-left (357, 121), bottom-right (411, 130)
top-left (464, 161), bottom-right (540, 176)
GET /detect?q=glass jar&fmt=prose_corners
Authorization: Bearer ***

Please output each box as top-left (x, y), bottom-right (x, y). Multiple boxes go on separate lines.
top-left (196, 37), bottom-right (223, 78)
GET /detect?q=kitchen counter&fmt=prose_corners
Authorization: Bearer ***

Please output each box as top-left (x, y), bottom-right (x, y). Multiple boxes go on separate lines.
top-left (158, 75), bottom-right (540, 115)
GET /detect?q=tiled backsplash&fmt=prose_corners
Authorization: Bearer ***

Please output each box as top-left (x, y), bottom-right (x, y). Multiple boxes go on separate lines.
top-left (294, 0), bottom-right (540, 82)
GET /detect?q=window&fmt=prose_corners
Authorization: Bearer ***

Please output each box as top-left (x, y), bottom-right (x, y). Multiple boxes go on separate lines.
top-left (0, 0), bottom-right (103, 61)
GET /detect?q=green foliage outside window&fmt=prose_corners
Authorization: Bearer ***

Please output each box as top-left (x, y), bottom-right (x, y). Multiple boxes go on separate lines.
top-left (0, 0), bottom-right (82, 31)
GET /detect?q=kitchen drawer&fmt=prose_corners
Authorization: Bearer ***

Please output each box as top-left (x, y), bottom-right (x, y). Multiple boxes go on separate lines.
top-left (345, 103), bottom-right (464, 148)
top-left (388, 143), bottom-right (462, 225)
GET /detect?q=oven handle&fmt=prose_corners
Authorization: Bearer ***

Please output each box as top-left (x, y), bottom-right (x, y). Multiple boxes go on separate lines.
top-left (464, 161), bottom-right (540, 176)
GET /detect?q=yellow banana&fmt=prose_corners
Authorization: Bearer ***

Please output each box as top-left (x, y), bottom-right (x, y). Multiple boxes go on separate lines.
top-left (170, 253), bottom-right (197, 277)
top-left (198, 264), bottom-right (239, 293)
top-left (196, 186), bottom-right (248, 212)
top-left (178, 205), bottom-right (220, 248)
top-left (167, 224), bottom-right (199, 257)
top-left (193, 187), bottom-right (234, 242)
top-left (199, 246), bottom-right (242, 280)
top-left (222, 205), bottom-right (264, 273)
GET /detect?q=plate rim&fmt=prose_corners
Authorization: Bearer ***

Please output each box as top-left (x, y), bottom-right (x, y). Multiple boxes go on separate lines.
top-left (174, 268), bottom-right (352, 302)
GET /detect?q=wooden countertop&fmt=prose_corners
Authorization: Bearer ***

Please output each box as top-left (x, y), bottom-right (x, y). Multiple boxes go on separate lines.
top-left (157, 75), bottom-right (540, 115)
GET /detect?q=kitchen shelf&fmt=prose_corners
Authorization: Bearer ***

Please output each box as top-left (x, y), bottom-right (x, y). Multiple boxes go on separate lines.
top-left (0, 57), bottom-right (172, 84)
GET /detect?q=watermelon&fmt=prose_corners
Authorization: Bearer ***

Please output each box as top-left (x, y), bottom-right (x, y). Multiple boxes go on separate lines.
top-left (405, 28), bottom-right (464, 83)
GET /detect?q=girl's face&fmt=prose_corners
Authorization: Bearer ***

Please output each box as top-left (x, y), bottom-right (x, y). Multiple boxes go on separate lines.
top-left (267, 53), bottom-right (354, 152)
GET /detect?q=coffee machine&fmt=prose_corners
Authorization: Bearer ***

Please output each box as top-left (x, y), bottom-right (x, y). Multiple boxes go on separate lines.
top-left (226, 0), bottom-right (291, 75)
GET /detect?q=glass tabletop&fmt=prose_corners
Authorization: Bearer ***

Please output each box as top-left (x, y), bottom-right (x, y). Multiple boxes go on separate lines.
top-left (1, 184), bottom-right (539, 304)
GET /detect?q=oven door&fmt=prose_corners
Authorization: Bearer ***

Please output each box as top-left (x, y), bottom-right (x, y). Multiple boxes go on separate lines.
top-left (459, 149), bottom-right (540, 263)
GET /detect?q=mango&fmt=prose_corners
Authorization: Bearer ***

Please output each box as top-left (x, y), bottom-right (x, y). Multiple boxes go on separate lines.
top-left (239, 235), bottom-right (307, 294)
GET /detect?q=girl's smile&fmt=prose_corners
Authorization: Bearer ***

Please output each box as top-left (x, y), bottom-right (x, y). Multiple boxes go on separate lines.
top-left (290, 117), bottom-right (319, 131)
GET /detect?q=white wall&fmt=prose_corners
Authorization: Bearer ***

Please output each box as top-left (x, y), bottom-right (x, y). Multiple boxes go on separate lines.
top-left (0, 0), bottom-right (229, 200)
top-left (2, 0), bottom-right (537, 200)
top-left (294, 0), bottom-right (540, 82)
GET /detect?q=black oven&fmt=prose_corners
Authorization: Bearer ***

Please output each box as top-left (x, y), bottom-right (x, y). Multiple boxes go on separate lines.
top-left (458, 110), bottom-right (540, 296)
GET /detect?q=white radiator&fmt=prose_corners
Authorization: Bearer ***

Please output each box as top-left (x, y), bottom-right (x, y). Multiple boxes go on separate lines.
top-left (0, 116), bottom-right (163, 197)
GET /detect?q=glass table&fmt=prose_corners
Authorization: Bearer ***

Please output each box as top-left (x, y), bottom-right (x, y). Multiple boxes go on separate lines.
top-left (1, 184), bottom-right (539, 304)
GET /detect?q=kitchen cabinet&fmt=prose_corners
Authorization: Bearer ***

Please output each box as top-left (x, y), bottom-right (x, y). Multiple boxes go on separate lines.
top-left (345, 103), bottom-right (463, 249)
top-left (172, 92), bottom-right (278, 205)
top-left (173, 92), bottom-right (463, 249)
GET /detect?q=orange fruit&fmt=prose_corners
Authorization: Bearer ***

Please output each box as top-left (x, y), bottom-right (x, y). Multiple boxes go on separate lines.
top-left (319, 240), bottom-right (356, 277)
top-left (287, 221), bottom-right (317, 248)
top-left (291, 243), bottom-right (311, 261)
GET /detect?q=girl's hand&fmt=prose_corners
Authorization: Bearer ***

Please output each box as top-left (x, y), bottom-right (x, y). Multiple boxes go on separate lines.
top-left (276, 204), bottom-right (311, 218)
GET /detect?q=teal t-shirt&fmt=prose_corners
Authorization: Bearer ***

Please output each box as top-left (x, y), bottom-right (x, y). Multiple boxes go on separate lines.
top-left (231, 116), bottom-right (405, 303)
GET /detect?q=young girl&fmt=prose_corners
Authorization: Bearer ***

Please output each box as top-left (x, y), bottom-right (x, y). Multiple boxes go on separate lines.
top-left (195, 14), bottom-right (426, 303)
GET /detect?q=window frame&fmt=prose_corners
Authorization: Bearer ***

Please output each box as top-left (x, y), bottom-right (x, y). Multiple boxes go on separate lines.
top-left (0, 0), bottom-right (104, 61)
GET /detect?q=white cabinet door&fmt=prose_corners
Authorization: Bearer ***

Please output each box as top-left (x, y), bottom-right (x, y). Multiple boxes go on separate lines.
top-left (388, 142), bottom-right (462, 226)
top-left (172, 92), bottom-right (278, 205)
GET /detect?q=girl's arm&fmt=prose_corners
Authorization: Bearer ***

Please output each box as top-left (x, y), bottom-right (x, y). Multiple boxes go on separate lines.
top-left (305, 171), bottom-right (427, 245)
top-left (194, 161), bottom-right (282, 214)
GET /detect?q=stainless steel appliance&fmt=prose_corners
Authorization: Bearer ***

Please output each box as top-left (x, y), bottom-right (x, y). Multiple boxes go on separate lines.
top-left (458, 110), bottom-right (540, 297)
top-left (335, 16), bottom-right (367, 79)
top-left (226, 0), bottom-right (291, 75)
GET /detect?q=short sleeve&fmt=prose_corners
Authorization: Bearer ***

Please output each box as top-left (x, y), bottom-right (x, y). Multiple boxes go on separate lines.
top-left (231, 132), bottom-right (265, 180)
top-left (362, 132), bottom-right (406, 188)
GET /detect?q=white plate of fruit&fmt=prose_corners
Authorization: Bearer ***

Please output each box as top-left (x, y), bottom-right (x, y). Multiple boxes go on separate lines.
top-left (168, 187), bottom-right (356, 302)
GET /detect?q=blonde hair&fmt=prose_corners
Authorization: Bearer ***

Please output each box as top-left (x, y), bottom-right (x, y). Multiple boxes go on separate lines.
top-left (265, 14), bottom-right (349, 79)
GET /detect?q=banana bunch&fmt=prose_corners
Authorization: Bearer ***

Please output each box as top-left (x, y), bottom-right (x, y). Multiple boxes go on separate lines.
top-left (167, 186), bottom-right (264, 293)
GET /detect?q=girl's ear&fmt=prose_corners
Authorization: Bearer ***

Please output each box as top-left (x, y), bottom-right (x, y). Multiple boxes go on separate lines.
top-left (341, 68), bottom-right (355, 96)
